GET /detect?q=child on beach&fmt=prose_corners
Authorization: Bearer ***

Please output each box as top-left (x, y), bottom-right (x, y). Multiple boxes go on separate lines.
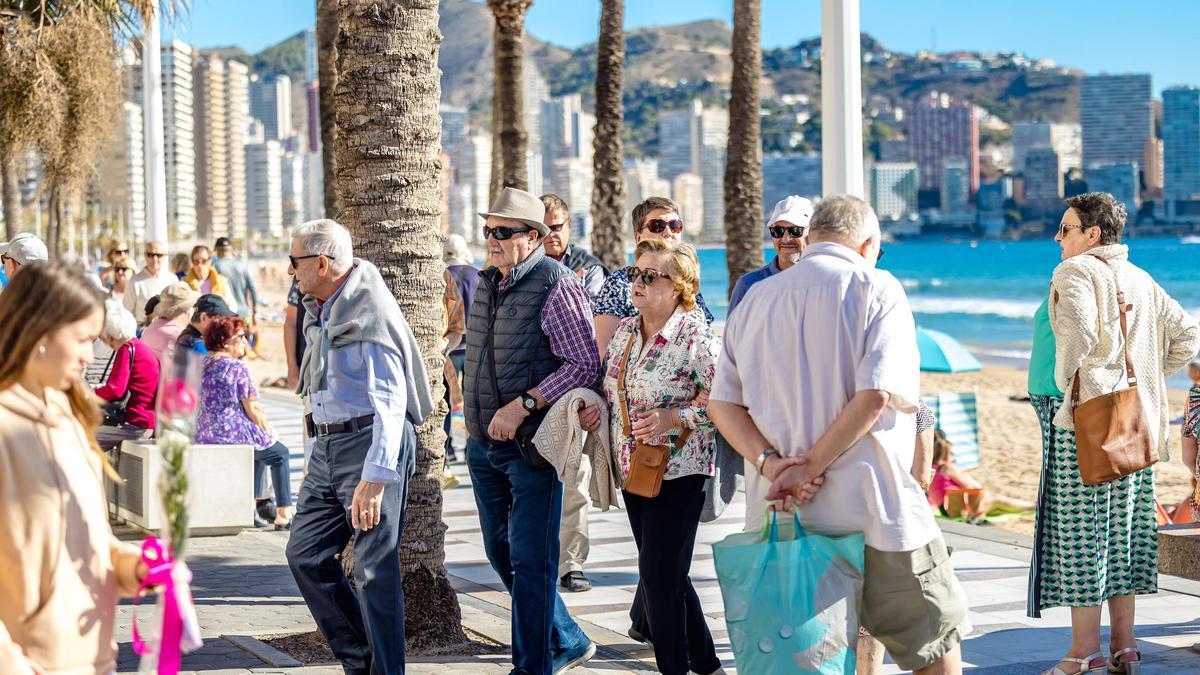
top-left (1183, 361), bottom-right (1200, 519)
top-left (927, 430), bottom-right (1034, 524)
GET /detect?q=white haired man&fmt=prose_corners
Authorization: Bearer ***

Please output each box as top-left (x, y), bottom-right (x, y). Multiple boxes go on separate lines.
top-left (710, 195), bottom-right (969, 675)
top-left (124, 240), bottom-right (177, 325)
top-left (284, 219), bottom-right (435, 675)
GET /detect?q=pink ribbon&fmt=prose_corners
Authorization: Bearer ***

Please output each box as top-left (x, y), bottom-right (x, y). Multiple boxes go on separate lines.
top-left (130, 537), bottom-right (186, 674)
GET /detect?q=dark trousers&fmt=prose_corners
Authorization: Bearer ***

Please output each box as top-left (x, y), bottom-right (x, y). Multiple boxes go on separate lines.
top-left (254, 440), bottom-right (294, 507)
top-left (624, 475), bottom-right (720, 675)
top-left (466, 438), bottom-right (587, 675)
top-left (444, 352), bottom-right (465, 456)
top-left (286, 425), bottom-right (412, 675)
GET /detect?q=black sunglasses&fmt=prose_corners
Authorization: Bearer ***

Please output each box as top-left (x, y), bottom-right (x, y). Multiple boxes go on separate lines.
top-left (877, 246), bottom-right (885, 262)
top-left (642, 218), bottom-right (683, 234)
top-left (627, 266), bottom-right (670, 285)
top-left (482, 225), bottom-right (532, 241)
top-left (289, 253), bottom-right (333, 268)
top-left (112, 249), bottom-right (129, 255)
top-left (769, 225), bottom-right (806, 239)
top-left (547, 222), bottom-right (567, 233)
top-left (145, 252), bottom-right (167, 258)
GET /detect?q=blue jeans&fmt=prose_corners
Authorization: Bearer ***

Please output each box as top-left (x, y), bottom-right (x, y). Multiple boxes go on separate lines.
top-left (466, 438), bottom-right (588, 675)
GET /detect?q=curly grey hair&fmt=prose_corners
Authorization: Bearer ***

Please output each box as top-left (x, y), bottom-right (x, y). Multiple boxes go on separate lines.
top-left (1064, 192), bottom-right (1126, 245)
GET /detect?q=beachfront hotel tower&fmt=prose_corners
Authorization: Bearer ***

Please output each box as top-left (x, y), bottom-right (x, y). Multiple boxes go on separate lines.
top-left (1081, 74), bottom-right (1152, 176)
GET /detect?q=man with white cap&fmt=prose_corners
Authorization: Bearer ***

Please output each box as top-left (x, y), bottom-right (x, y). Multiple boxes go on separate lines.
top-left (0, 232), bottom-right (49, 281)
top-left (727, 195), bottom-right (814, 316)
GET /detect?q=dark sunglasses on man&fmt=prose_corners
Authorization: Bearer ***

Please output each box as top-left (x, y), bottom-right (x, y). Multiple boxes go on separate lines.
top-left (112, 249), bottom-right (129, 255)
top-left (482, 224), bottom-right (532, 241)
top-left (642, 218), bottom-right (683, 234)
top-left (626, 266), bottom-right (670, 285)
top-left (145, 252), bottom-right (167, 259)
top-left (289, 253), bottom-right (334, 268)
top-left (769, 225), bottom-right (806, 239)
top-left (546, 222), bottom-right (568, 233)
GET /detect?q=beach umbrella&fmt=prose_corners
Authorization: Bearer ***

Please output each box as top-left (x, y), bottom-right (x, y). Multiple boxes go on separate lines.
top-left (916, 327), bottom-right (982, 373)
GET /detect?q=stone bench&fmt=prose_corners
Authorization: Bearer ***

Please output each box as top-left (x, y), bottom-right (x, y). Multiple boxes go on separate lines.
top-left (109, 441), bottom-right (255, 536)
top-left (1159, 523), bottom-right (1200, 580)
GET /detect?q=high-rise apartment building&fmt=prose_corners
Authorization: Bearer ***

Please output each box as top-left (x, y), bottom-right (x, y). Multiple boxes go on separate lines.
top-left (162, 40), bottom-right (197, 238)
top-left (869, 162), bottom-right (919, 220)
top-left (762, 153), bottom-right (822, 217)
top-left (459, 132), bottom-right (492, 243)
top-left (1163, 85), bottom-right (1200, 200)
top-left (281, 151), bottom-right (306, 233)
top-left (941, 157), bottom-right (971, 213)
top-left (245, 140), bottom-right (283, 238)
top-left (193, 52), bottom-right (229, 240)
top-left (224, 60), bottom-right (250, 243)
top-left (540, 94), bottom-right (594, 194)
top-left (911, 92), bottom-right (979, 195)
top-left (672, 173), bottom-right (704, 236)
top-left (304, 152), bottom-right (324, 222)
top-left (95, 101), bottom-right (146, 245)
top-left (551, 158), bottom-right (594, 242)
top-left (658, 101), bottom-right (729, 240)
top-left (1087, 162), bottom-right (1140, 219)
top-left (1012, 121), bottom-right (1081, 173)
top-left (250, 74), bottom-right (293, 141)
top-left (1081, 74), bottom-right (1152, 173)
top-left (1022, 146), bottom-right (1063, 210)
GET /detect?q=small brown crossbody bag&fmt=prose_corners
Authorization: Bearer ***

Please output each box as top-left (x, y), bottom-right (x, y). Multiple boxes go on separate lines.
top-left (1068, 255), bottom-right (1157, 486)
top-left (616, 332), bottom-right (691, 498)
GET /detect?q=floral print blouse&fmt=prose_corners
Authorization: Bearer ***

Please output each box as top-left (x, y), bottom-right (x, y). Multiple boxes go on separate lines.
top-left (602, 308), bottom-right (721, 481)
top-left (195, 354), bottom-right (275, 450)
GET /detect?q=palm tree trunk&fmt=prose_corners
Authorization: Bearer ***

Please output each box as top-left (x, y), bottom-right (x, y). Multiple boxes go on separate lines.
top-left (590, 0), bottom-right (626, 270)
top-left (334, 0), bottom-right (467, 651)
top-left (723, 0), bottom-right (764, 295)
top-left (487, 0), bottom-right (531, 191)
top-left (317, 0), bottom-right (338, 219)
top-left (1, 147), bottom-right (20, 240)
top-left (488, 26), bottom-right (503, 206)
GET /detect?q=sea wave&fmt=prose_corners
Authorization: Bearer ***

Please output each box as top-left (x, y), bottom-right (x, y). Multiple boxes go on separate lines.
top-left (909, 296), bottom-right (1040, 320)
top-left (900, 277), bottom-right (948, 291)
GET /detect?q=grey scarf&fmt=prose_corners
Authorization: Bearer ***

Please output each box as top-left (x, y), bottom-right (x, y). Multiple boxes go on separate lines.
top-left (297, 258), bottom-right (435, 426)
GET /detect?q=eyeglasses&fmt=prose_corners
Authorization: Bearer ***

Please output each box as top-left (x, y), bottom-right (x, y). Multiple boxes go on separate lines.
top-left (233, 333), bottom-right (247, 341)
top-left (642, 218), bottom-right (684, 234)
top-left (114, 267), bottom-right (130, 273)
top-left (192, 258), bottom-right (211, 266)
top-left (482, 225), bottom-right (532, 241)
top-left (1057, 222), bottom-right (1084, 238)
top-left (145, 252), bottom-right (167, 258)
top-left (627, 266), bottom-right (670, 286)
top-left (289, 253), bottom-right (332, 268)
top-left (547, 222), bottom-right (567, 233)
top-left (112, 249), bottom-right (129, 255)
top-left (769, 225), bottom-right (806, 239)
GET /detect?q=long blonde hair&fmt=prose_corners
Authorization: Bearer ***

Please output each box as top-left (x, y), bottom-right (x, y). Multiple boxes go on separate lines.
top-left (0, 261), bottom-right (115, 478)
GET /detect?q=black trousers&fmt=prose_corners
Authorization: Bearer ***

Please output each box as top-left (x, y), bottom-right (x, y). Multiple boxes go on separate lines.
top-left (286, 424), bottom-right (414, 675)
top-left (624, 474), bottom-right (721, 675)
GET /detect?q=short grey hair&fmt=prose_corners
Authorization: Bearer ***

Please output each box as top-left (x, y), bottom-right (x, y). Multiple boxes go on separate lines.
top-left (293, 219), bottom-right (354, 274)
top-left (808, 194), bottom-right (880, 244)
top-left (102, 300), bottom-right (137, 343)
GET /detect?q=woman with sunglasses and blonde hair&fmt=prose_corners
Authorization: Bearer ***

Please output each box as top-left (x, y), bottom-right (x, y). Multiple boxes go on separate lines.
top-left (0, 261), bottom-right (149, 674)
top-left (592, 196), bottom-right (716, 356)
top-left (580, 238), bottom-right (722, 675)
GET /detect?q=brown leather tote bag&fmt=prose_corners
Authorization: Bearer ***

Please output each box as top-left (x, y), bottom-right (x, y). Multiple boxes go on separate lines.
top-left (617, 332), bottom-right (691, 498)
top-left (1069, 256), bottom-right (1158, 486)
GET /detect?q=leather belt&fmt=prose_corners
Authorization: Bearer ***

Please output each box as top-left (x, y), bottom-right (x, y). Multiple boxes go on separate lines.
top-left (305, 413), bottom-right (375, 438)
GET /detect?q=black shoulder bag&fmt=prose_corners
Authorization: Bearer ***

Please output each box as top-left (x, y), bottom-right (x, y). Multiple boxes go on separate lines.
top-left (100, 341), bottom-right (136, 427)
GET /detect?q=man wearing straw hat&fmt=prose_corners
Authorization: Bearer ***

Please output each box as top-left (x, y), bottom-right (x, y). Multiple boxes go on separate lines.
top-left (463, 187), bottom-right (599, 674)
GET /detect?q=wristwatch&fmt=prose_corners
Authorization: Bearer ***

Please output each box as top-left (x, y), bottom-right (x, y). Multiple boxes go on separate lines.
top-left (756, 448), bottom-right (781, 476)
top-left (520, 392), bottom-right (539, 413)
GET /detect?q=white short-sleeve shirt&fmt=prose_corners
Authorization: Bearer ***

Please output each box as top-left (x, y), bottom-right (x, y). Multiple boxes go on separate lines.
top-left (711, 242), bottom-right (938, 552)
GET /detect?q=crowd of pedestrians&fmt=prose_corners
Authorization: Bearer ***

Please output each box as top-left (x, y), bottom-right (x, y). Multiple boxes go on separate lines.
top-left (0, 182), bottom-right (1197, 675)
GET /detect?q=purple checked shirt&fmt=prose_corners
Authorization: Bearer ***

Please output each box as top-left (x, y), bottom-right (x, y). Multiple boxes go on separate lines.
top-left (498, 274), bottom-right (602, 403)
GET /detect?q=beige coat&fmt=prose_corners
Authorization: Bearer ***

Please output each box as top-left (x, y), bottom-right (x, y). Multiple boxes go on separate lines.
top-left (0, 384), bottom-right (142, 675)
top-left (533, 388), bottom-right (621, 511)
top-left (1049, 244), bottom-right (1200, 458)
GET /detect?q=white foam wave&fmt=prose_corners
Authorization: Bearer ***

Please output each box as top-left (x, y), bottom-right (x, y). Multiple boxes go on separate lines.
top-left (972, 347), bottom-right (1033, 361)
top-left (909, 296), bottom-right (1040, 320)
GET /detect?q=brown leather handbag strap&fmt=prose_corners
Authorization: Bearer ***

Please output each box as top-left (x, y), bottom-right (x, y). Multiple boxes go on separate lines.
top-left (615, 328), bottom-right (695, 449)
top-left (1071, 255), bottom-right (1137, 406)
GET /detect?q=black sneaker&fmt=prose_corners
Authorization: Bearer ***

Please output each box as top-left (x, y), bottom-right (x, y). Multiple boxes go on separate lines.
top-left (628, 626), bottom-right (653, 649)
top-left (559, 571), bottom-right (592, 592)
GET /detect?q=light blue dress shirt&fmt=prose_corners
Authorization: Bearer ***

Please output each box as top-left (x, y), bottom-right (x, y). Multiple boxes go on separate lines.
top-left (308, 285), bottom-right (412, 484)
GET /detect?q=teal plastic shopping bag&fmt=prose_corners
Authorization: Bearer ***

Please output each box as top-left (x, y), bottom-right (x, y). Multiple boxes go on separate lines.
top-left (712, 511), bottom-right (865, 674)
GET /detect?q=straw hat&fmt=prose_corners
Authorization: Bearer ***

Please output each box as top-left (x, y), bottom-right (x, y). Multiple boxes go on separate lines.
top-left (153, 283), bottom-right (200, 319)
top-left (478, 187), bottom-right (548, 235)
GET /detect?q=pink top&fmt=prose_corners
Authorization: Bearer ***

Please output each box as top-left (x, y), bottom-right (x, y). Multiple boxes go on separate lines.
top-left (141, 318), bottom-right (185, 369)
top-left (95, 338), bottom-right (161, 430)
top-left (927, 466), bottom-right (963, 507)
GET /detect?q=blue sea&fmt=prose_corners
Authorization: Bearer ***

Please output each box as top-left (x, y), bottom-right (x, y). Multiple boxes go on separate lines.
top-left (691, 238), bottom-right (1200, 371)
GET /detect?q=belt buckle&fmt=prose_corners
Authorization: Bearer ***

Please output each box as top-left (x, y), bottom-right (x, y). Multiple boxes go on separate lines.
top-left (316, 422), bottom-right (333, 436)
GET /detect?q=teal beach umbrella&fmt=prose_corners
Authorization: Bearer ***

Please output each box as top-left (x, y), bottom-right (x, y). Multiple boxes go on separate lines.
top-left (916, 327), bottom-right (982, 373)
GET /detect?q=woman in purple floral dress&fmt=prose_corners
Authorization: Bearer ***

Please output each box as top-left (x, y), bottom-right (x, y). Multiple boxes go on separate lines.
top-left (196, 316), bottom-right (294, 529)
top-left (581, 239), bottom-right (722, 675)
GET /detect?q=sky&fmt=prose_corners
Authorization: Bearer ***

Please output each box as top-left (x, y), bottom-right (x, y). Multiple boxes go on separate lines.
top-left (169, 0), bottom-right (1200, 93)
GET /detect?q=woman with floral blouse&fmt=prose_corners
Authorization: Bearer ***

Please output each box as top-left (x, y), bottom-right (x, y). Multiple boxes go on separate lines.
top-left (581, 238), bottom-right (722, 675)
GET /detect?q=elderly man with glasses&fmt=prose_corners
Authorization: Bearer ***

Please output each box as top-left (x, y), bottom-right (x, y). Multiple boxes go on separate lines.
top-left (463, 187), bottom-right (600, 674)
top-left (727, 195), bottom-right (814, 317)
top-left (124, 241), bottom-right (178, 326)
top-left (539, 193), bottom-right (609, 299)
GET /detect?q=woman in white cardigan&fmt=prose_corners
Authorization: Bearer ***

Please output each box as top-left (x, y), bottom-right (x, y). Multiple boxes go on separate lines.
top-left (1037, 192), bottom-right (1200, 675)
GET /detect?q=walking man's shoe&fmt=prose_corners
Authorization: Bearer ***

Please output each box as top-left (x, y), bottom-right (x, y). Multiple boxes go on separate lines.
top-left (553, 640), bottom-right (596, 674)
top-left (560, 570), bottom-right (592, 592)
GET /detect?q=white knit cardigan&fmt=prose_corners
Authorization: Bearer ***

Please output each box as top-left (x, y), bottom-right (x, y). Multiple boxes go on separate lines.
top-left (1048, 244), bottom-right (1200, 459)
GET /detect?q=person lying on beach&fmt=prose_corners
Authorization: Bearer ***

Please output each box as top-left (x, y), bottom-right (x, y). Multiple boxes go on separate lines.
top-left (928, 430), bottom-right (1033, 523)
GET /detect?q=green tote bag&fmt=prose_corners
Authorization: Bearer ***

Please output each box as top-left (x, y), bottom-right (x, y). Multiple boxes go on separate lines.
top-left (712, 511), bottom-right (865, 674)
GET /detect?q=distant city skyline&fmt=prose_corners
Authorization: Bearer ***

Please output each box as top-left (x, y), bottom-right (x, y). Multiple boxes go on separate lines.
top-left (169, 0), bottom-right (1198, 96)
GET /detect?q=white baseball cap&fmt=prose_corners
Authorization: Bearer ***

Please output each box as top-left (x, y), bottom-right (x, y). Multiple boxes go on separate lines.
top-left (0, 232), bottom-right (48, 265)
top-left (767, 196), bottom-right (815, 229)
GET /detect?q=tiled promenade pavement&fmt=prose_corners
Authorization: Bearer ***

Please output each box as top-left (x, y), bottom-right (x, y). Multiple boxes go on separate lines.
top-left (115, 390), bottom-right (1200, 673)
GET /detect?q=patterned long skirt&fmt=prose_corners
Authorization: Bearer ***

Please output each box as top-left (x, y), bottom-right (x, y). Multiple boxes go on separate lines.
top-left (1026, 394), bottom-right (1158, 617)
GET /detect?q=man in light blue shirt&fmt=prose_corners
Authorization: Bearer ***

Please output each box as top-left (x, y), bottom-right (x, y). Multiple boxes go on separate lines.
top-left (285, 219), bottom-right (434, 675)
top-left (727, 195), bottom-right (814, 317)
